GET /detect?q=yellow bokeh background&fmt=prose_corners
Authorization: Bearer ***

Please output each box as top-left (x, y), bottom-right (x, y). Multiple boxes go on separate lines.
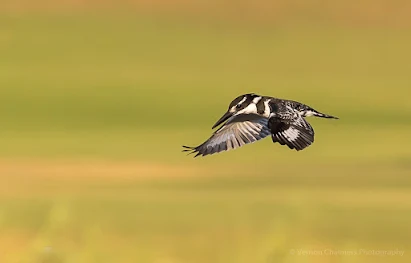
top-left (1, 1), bottom-right (411, 263)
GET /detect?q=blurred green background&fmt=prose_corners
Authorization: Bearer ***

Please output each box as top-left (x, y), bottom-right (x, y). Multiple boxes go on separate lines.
top-left (1, 1), bottom-right (411, 262)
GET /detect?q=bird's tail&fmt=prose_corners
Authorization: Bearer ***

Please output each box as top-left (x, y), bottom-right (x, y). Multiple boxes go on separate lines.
top-left (296, 103), bottom-right (339, 119)
top-left (311, 110), bottom-right (339, 119)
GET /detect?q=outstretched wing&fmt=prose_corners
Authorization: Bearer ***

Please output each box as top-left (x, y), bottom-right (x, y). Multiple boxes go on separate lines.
top-left (183, 114), bottom-right (270, 157)
top-left (269, 113), bottom-right (315, 151)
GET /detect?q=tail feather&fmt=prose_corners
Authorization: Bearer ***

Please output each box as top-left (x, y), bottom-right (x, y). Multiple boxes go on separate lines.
top-left (297, 104), bottom-right (338, 119)
top-left (313, 111), bottom-right (339, 119)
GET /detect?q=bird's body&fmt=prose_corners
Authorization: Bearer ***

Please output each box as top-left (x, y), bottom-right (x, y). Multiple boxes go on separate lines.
top-left (183, 93), bottom-right (338, 157)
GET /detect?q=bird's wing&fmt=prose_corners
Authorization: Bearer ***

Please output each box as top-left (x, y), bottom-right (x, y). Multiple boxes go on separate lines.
top-left (183, 114), bottom-right (270, 157)
top-left (269, 111), bottom-right (315, 151)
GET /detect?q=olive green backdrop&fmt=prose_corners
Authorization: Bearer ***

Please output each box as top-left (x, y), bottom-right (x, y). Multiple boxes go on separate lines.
top-left (1, 1), bottom-right (411, 262)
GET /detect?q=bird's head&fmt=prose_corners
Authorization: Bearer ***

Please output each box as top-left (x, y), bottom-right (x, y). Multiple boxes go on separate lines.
top-left (212, 93), bottom-right (261, 129)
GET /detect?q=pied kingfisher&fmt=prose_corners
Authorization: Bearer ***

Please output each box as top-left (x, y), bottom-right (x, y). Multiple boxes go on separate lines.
top-left (183, 93), bottom-right (338, 157)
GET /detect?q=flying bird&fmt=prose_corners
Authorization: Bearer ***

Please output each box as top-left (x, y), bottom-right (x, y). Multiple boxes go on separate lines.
top-left (183, 93), bottom-right (338, 157)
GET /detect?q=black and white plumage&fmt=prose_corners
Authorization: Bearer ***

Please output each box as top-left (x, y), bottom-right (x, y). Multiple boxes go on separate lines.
top-left (183, 93), bottom-right (338, 157)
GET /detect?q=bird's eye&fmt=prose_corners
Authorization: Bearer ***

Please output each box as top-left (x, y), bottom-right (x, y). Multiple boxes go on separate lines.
top-left (236, 104), bottom-right (242, 109)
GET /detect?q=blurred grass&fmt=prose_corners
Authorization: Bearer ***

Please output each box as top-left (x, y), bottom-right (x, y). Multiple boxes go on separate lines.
top-left (0, 11), bottom-right (411, 263)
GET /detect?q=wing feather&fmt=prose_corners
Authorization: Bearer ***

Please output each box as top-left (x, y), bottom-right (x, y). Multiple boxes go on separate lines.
top-left (183, 114), bottom-right (270, 157)
top-left (269, 114), bottom-right (315, 151)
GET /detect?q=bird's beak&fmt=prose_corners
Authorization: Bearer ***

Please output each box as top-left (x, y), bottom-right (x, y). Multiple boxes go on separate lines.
top-left (212, 111), bottom-right (233, 129)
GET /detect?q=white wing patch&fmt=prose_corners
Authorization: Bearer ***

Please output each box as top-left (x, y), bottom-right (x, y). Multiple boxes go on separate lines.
top-left (280, 127), bottom-right (300, 142)
top-left (269, 114), bottom-right (315, 151)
